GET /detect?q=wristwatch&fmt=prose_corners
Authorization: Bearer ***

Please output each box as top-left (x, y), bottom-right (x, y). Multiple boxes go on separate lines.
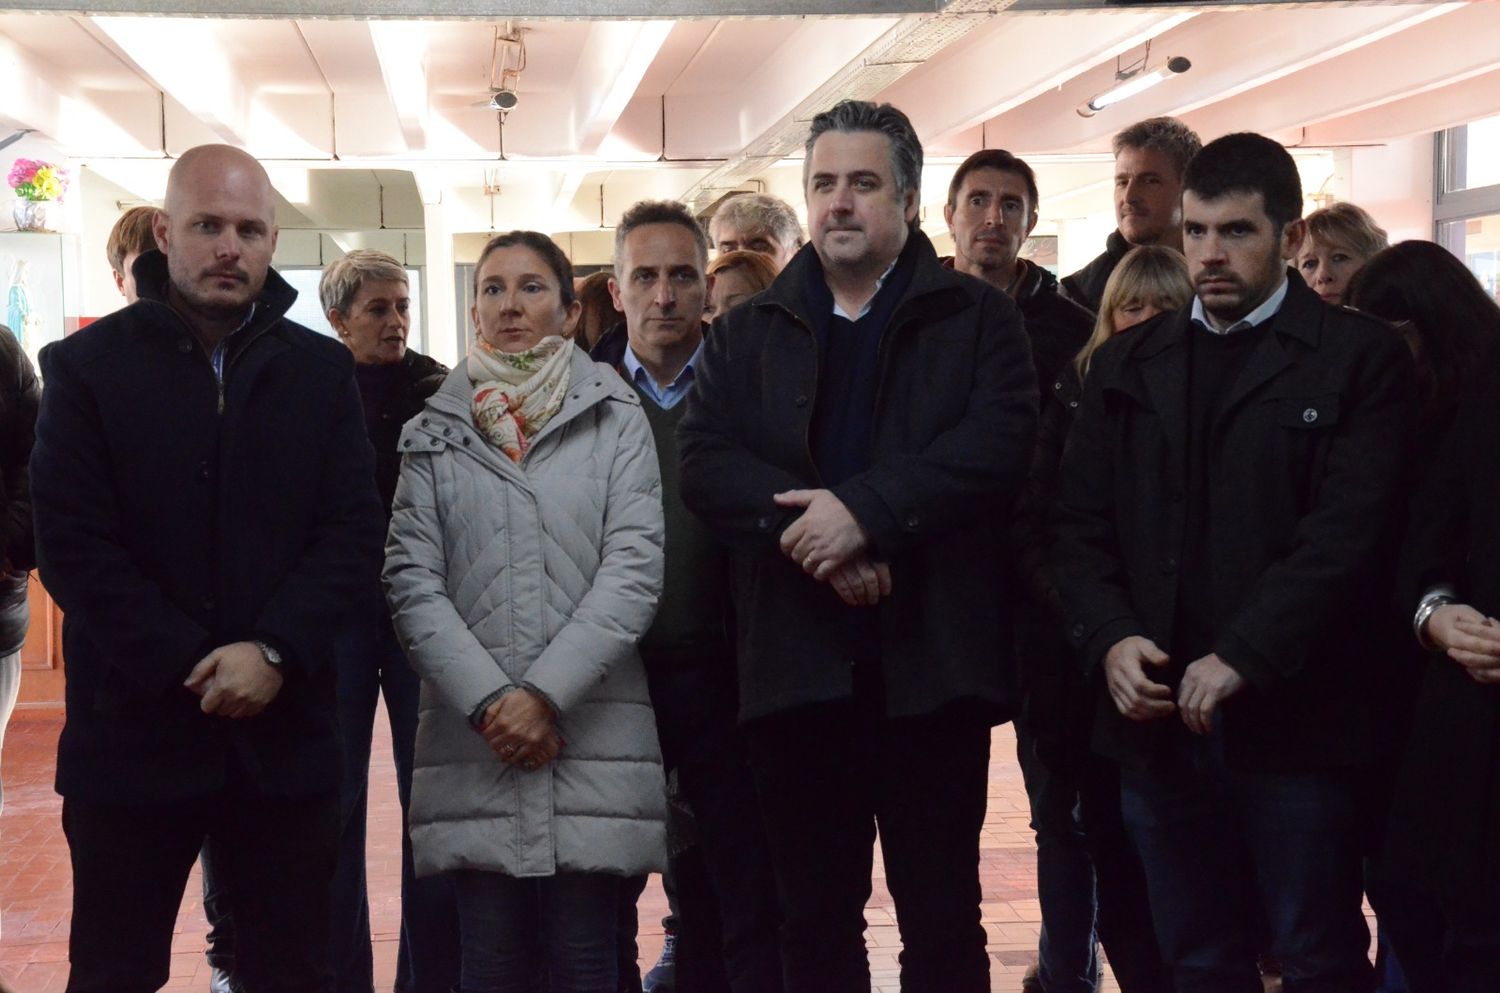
top-left (255, 639), bottom-right (284, 669)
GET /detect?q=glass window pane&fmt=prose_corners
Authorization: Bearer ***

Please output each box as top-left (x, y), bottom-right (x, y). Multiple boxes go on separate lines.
top-left (1447, 115), bottom-right (1500, 193)
top-left (1439, 212), bottom-right (1500, 303)
top-left (279, 266), bottom-right (425, 354)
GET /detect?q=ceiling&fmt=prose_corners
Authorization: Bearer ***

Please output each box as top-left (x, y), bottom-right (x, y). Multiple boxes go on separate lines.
top-left (3, 0), bottom-right (1496, 238)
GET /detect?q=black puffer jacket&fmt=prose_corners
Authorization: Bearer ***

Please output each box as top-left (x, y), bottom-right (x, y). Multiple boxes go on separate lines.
top-left (1060, 229), bottom-right (1131, 314)
top-left (357, 349), bottom-right (447, 517)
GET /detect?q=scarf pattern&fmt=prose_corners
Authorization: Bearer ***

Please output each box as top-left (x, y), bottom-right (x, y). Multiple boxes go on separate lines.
top-left (467, 335), bottom-right (573, 463)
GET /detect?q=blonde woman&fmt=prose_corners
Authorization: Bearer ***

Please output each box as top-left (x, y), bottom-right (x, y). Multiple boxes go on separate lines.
top-left (705, 249), bottom-right (778, 322)
top-left (1011, 244), bottom-right (1193, 993)
top-left (1296, 202), bottom-right (1388, 306)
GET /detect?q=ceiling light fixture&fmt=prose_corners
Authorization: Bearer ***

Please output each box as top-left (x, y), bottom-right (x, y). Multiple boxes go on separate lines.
top-left (1078, 55), bottom-right (1191, 118)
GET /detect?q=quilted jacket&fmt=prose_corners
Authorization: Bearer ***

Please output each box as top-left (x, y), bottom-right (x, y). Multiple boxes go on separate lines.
top-left (384, 351), bottom-right (667, 878)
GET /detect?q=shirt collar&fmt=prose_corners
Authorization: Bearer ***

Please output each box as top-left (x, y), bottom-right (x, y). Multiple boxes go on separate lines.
top-left (1192, 276), bottom-right (1289, 335)
top-left (832, 256), bottom-right (900, 321)
top-left (622, 339), bottom-right (703, 389)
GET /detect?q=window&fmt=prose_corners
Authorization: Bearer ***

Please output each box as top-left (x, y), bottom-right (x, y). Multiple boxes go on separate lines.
top-left (1435, 118), bottom-right (1500, 298)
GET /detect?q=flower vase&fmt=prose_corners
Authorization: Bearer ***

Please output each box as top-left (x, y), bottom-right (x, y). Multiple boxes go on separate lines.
top-left (12, 199), bottom-right (50, 232)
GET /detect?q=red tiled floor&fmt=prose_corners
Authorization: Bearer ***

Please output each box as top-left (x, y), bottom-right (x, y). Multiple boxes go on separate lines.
top-left (1, 708), bottom-right (1370, 992)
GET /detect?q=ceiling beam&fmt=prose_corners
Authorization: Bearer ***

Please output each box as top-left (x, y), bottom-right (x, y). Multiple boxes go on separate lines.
top-left (977, 2), bottom-right (1463, 153)
top-left (2, 0), bottom-right (946, 15)
top-left (571, 21), bottom-right (674, 156)
top-left (680, 0), bottom-right (1021, 211)
top-left (90, 16), bottom-right (251, 146)
top-left (1303, 65), bottom-right (1500, 147)
top-left (368, 21), bottom-right (429, 151)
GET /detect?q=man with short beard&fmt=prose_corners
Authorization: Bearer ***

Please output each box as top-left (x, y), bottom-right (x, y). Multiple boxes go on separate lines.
top-left (1062, 117), bottom-right (1200, 314)
top-left (1052, 132), bottom-right (1414, 992)
top-left (32, 143), bottom-right (384, 993)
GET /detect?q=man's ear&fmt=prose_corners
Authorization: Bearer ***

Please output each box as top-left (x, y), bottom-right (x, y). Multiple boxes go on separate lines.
top-left (1281, 217), bottom-right (1307, 262)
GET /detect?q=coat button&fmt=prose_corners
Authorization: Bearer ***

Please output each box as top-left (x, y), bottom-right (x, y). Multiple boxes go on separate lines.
top-left (1070, 623), bottom-right (1085, 639)
top-left (420, 418), bottom-right (430, 427)
top-left (1161, 557), bottom-right (1178, 573)
top-left (402, 439), bottom-right (412, 449)
top-left (177, 339), bottom-right (193, 354)
top-left (794, 395), bottom-right (808, 407)
top-left (1302, 408), bottom-right (1318, 423)
top-left (201, 595), bottom-right (216, 611)
top-left (905, 514), bottom-right (919, 529)
top-left (195, 461), bottom-right (211, 482)
top-left (757, 516), bottom-right (772, 530)
top-left (442, 427), bottom-right (452, 437)
top-left (461, 436), bottom-right (471, 446)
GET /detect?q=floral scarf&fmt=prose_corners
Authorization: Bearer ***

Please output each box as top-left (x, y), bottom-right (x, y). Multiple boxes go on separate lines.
top-left (467, 335), bottom-right (573, 463)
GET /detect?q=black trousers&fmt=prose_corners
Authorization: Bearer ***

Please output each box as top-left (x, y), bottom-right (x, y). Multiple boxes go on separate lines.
top-left (63, 788), bottom-right (340, 993)
top-left (744, 683), bottom-right (992, 993)
top-left (645, 658), bottom-right (784, 993)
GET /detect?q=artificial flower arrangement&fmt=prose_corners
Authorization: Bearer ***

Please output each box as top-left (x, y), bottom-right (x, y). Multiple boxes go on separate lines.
top-left (8, 158), bottom-right (68, 202)
top-left (8, 158), bottom-right (68, 231)
top-left (8, 156), bottom-right (68, 201)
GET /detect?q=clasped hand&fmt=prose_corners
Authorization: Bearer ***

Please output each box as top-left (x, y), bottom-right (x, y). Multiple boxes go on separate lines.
top-left (1428, 604), bottom-right (1500, 684)
top-left (480, 688), bottom-right (562, 771)
top-left (1103, 636), bottom-right (1245, 734)
top-left (184, 641), bottom-right (284, 718)
top-left (774, 488), bottom-right (890, 606)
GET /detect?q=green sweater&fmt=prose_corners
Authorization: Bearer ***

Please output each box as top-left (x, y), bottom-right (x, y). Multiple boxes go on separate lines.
top-left (634, 385), bottom-right (734, 665)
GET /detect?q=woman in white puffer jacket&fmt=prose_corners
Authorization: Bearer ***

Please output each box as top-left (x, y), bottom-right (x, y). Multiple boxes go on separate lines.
top-left (383, 230), bottom-right (665, 993)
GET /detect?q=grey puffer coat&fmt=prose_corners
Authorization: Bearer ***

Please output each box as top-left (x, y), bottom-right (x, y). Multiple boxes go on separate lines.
top-left (385, 350), bottom-right (667, 879)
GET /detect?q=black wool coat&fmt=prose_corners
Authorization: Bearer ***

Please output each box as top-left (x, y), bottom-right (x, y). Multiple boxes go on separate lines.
top-left (32, 252), bottom-right (384, 803)
top-left (1060, 229), bottom-right (1131, 315)
top-left (1383, 335), bottom-right (1500, 915)
top-left (0, 325), bottom-right (38, 655)
top-left (678, 231), bottom-right (1039, 725)
top-left (1051, 275), bottom-right (1416, 771)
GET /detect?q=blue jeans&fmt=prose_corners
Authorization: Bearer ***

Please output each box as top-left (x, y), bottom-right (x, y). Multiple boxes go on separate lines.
top-left (332, 600), bottom-right (460, 993)
top-left (452, 869), bottom-right (621, 993)
top-left (1120, 729), bottom-right (1371, 993)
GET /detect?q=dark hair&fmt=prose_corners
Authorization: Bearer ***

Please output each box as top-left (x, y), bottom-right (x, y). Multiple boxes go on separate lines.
top-left (1347, 240), bottom-right (1500, 425)
top-left (1112, 117), bottom-right (1202, 180)
top-left (614, 200), bottom-right (709, 276)
top-left (106, 205), bottom-right (159, 274)
top-left (1183, 132), bottom-right (1303, 231)
top-left (946, 149), bottom-right (1038, 215)
top-left (473, 231), bottom-right (576, 305)
top-left (804, 99), bottom-right (922, 197)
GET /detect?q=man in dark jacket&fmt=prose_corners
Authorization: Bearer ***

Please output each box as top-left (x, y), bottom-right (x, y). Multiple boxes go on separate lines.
top-left (1052, 133), bottom-right (1415, 993)
top-left (32, 144), bottom-right (384, 993)
top-left (596, 199), bottom-right (783, 993)
top-left (1061, 117), bottom-right (1200, 313)
top-left (679, 99), bottom-right (1037, 993)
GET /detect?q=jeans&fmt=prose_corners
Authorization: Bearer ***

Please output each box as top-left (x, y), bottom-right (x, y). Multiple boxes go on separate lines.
top-left (745, 673), bottom-right (992, 993)
top-left (63, 789), bottom-right (340, 993)
top-left (331, 600), bottom-right (460, 993)
top-left (1120, 729), bottom-right (1372, 993)
top-left (1016, 712), bottom-right (1100, 993)
top-left (453, 869), bottom-right (621, 993)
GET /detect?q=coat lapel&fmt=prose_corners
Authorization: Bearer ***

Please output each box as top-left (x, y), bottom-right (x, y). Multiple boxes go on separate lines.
top-left (1134, 311), bottom-right (1191, 486)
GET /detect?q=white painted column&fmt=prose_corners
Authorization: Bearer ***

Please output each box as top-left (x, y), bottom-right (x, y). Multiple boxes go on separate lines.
top-left (421, 191), bottom-right (459, 368)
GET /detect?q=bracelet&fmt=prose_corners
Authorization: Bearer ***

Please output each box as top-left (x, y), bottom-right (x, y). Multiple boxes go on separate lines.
top-left (1413, 589), bottom-right (1457, 651)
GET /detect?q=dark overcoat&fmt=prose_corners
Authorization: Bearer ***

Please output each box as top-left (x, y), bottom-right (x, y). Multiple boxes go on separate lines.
top-left (32, 252), bottom-right (384, 803)
top-left (1384, 335), bottom-right (1500, 914)
top-left (1051, 275), bottom-right (1415, 771)
top-left (677, 231), bottom-right (1038, 725)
